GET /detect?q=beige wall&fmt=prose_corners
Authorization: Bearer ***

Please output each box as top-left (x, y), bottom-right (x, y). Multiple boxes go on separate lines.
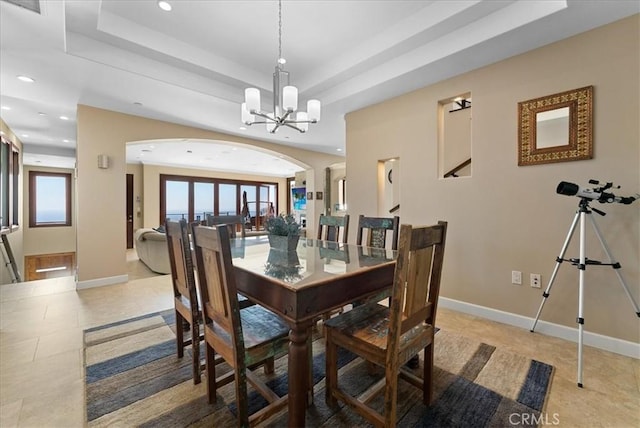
top-left (137, 163), bottom-right (288, 228)
top-left (346, 16), bottom-right (639, 342)
top-left (76, 106), bottom-right (342, 285)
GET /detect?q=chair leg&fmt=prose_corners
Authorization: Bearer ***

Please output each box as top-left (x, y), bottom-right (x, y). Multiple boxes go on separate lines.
top-left (191, 320), bottom-right (201, 384)
top-left (423, 343), bottom-right (434, 405)
top-left (263, 356), bottom-right (275, 374)
top-left (235, 367), bottom-right (249, 426)
top-left (205, 342), bottom-right (217, 404)
top-left (324, 331), bottom-right (338, 407)
top-left (176, 311), bottom-right (185, 358)
top-left (308, 328), bottom-right (314, 404)
top-left (384, 363), bottom-right (399, 428)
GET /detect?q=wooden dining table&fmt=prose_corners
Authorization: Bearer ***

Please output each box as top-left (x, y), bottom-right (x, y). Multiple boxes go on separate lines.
top-left (231, 236), bottom-right (396, 427)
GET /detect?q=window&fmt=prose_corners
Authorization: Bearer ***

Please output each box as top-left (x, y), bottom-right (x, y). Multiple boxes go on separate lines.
top-left (29, 171), bottom-right (72, 227)
top-left (1, 137), bottom-right (20, 230)
top-left (159, 174), bottom-right (278, 227)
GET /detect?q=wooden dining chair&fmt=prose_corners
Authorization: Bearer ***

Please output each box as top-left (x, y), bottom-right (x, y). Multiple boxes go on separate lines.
top-left (206, 214), bottom-right (246, 238)
top-left (317, 214), bottom-right (350, 243)
top-left (324, 221), bottom-right (448, 427)
top-left (165, 218), bottom-right (202, 384)
top-left (356, 215), bottom-right (400, 250)
top-left (192, 224), bottom-right (290, 426)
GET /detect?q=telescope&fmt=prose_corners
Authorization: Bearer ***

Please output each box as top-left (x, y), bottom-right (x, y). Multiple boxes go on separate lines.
top-left (557, 180), bottom-right (639, 204)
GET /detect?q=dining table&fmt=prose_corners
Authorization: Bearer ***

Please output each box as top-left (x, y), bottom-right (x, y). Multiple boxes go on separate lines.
top-left (230, 235), bottom-right (396, 427)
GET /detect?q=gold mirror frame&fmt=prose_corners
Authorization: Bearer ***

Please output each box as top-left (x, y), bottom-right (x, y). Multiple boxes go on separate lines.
top-left (518, 86), bottom-right (593, 166)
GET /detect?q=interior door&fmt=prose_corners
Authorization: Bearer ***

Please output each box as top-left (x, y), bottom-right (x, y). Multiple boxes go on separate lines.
top-left (126, 173), bottom-right (134, 249)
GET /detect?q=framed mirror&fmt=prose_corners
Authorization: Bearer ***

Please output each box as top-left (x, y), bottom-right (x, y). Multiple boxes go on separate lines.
top-left (518, 86), bottom-right (593, 166)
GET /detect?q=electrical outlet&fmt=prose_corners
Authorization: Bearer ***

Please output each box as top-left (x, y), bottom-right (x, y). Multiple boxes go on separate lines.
top-left (511, 270), bottom-right (522, 285)
top-left (531, 273), bottom-right (541, 288)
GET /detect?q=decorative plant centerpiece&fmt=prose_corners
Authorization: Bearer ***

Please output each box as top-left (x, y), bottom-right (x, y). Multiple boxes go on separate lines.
top-left (265, 213), bottom-right (301, 251)
top-left (264, 213), bottom-right (302, 281)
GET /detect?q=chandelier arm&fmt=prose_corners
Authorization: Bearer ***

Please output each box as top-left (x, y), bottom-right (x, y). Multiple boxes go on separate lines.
top-left (284, 119), bottom-right (316, 124)
top-left (280, 110), bottom-right (293, 121)
top-left (282, 122), bottom-right (305, 133)
top-left (270, 122), bottom-right (283, 134)
top-left (251, 111), bottom-right (277, 122)
top-left (246, 121), bottom-right (268, 125)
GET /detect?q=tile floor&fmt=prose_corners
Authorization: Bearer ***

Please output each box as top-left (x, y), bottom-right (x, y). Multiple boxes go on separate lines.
top-left (0, 271), bottom-right (638, 427)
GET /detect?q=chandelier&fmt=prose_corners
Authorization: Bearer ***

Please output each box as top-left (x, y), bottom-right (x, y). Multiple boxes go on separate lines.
top-left (241, 0), bottom-right (321, 133)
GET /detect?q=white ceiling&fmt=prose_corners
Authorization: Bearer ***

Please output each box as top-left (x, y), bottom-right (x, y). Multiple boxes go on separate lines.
top-left (1, 0), bottom-right (638, 176)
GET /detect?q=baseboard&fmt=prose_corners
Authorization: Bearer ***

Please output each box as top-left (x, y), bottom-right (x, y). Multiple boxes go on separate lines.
top-left (76, 274), bottom-right (129, 290)
top-left (439, 297), bottom-right (640, 359)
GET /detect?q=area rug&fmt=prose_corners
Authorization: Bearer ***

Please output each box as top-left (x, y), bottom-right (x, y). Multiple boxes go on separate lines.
top-left (83, 309), bottom-right (554, 427)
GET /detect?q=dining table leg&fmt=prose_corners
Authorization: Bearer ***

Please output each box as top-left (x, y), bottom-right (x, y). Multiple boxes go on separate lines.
top-left (288, 322), bottom-right (311, 427)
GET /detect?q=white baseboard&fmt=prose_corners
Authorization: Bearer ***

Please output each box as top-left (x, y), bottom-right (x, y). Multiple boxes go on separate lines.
top-left (76, 274), bottom-right (129, 290)
top-left (439, 297), bottom-right (640, 359)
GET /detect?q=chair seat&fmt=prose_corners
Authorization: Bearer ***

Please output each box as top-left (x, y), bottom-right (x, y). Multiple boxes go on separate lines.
top-left (325, 302), bottom-right (434, 366)
top-left (207, 304), bottom-right (290, 353)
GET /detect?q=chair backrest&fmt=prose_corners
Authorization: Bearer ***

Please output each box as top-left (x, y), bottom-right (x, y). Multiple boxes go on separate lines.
top-left (192, 224), bottom-right (245, 360)
top-left (317, 214), bottom-right (350, 243)
top-left (387, 222), bottom-right (447, 352)
top-left (356, 215), bottom-right (400, 250)
top-left (165, 219), bottom-right (199, 318)
top-left (206, 214), bottom-right (246, 238)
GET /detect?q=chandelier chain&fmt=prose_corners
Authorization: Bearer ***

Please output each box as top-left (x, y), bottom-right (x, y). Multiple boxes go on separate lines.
top-left (278, 0), bottom-right (282, 62)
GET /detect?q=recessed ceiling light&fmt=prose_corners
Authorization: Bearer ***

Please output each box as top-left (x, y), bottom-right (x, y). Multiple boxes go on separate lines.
top-left (157, 1), bottom-right (172, 11)
top-left (1, 106), bottom-right (11, 110)
top-left (38, 112), bottom-right (46, 116)
top-left (239, 126), bottom-right (247, 131)
top-left (63, 139), bottom-right (70, 143)
top-left (59, 116), bottom-right (69, 120)
top-left (0, 131), bottom-right (5, 135)
top-left (21, 134), bottom-right (29, 137)
top-left (336, 148), bottom-right (343, 152)
top-left (17, 75), bottom-right (35, 83)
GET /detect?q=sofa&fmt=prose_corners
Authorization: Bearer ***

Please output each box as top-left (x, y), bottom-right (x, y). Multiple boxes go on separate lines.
top-left (134, 228), bottom-right (171, 274)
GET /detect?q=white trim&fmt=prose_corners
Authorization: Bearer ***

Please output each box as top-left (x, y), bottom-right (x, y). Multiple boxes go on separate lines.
top-left (76, 274), bottom-right (129, 290)
top-left (439, 297), bottom-right (640, 359)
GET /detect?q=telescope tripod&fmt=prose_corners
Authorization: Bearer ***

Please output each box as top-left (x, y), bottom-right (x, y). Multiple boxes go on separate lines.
top-left (530, 198), bottom-right (640, 387)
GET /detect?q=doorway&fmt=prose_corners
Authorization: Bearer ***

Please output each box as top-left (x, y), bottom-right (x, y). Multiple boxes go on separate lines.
top-left (126, 173), bottom-right (134, 249)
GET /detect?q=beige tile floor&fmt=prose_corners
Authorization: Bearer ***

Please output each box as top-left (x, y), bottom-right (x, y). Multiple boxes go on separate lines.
top-left (1, 271), bottom-right (638, 427)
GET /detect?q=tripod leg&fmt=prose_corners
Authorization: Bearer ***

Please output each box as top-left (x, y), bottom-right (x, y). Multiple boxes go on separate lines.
top-left (587, 214), bottom-right (640, 316)
top-left (577, 211), bottom-right (587, 388)
top-left (531, 211), bottom-right (581, 332)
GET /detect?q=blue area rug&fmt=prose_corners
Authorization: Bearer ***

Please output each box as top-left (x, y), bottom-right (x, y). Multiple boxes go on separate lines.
top-left (84, 309), bottom-right (554, 427)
